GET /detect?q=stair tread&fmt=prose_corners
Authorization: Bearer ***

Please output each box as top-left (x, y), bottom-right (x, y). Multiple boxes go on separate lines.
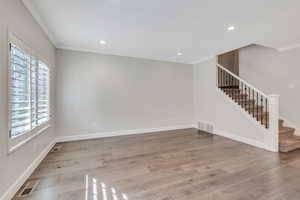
top-left (279, 127), bottom-right (295, 134)
top-left (280, 135), bottom-right (300, 146)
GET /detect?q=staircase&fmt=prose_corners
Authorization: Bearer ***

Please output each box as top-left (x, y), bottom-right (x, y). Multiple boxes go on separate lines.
top-left (217, 64), bottom-right (300, 152)
top-left (279, 119), bottom-right (300, 152)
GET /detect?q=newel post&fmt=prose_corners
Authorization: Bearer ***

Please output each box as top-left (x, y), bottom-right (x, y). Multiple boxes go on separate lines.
top-left (265, 95), bottom-right (280, 152)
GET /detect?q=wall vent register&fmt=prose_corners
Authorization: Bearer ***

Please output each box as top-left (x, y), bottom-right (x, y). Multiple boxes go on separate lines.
top-left (198, 121), bottom-right (214, 134)
top-left (17, 179), bottom-right (40, 197)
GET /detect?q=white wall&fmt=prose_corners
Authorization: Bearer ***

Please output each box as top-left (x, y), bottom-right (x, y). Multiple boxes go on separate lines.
top-left (55, 49), bottom-right (194, 138)
top-left (0, 0), bottom-right (56, 198)
top-left (193, 58), bottom-right (269, 149)
top-left (240, 45), bottom-right (300, 133)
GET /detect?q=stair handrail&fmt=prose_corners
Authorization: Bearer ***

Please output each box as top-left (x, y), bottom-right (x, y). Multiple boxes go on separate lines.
top-left (217, 63), bottom-right (279, 152)
top-left (217, 64), bottom-right (269, 99)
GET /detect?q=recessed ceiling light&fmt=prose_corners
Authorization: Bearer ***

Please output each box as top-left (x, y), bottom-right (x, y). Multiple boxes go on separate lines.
top-left (99, 40), bottom-right (107, 45)
top-left (227, 26), bottom-right (235, 31)
top-left (177, 52), bottom-right (183, 56)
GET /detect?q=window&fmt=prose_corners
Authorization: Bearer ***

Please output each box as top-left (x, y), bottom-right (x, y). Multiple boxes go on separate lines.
top-left (9, 43), bottom-right (50, 139)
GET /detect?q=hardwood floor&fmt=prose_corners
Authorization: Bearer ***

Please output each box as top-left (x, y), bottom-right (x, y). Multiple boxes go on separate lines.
top-left (13, 129), bottom-right (300, 200)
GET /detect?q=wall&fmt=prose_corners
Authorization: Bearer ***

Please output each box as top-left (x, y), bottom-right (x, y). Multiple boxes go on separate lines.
top-left (193, 58), bottom-right (269, 149)
top-left (0, 0), bottom-right (56, 198)
top-left (55, 49), bottom-right (193, 139)
top-left (240, 45), bottom-right (300, 133)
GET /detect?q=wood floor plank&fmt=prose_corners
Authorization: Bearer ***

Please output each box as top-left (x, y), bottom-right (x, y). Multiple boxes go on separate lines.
top-left (13, 129), bottom-right (300, 200)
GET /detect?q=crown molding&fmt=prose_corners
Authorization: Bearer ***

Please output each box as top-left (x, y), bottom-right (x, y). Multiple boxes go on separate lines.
top-left (57, 45), bottom-right (192, 64)
top-left (277, 43), bottom-right (300, 52)
top-left (22, 0), bottom-right (58, 47)
top-left (189, 56), bottom-right (214, 65)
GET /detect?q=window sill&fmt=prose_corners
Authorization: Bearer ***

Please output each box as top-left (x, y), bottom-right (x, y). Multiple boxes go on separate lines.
top-left (8, 123), bottom-right (51, 155)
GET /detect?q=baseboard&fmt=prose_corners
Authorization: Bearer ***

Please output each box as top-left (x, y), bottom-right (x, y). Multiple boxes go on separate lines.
top-left (214, 129), bottom-right (267, 150)
top-left (56, 125), bottom-right (195, 143)
top-left (0, 140), bottom-right (56, 200)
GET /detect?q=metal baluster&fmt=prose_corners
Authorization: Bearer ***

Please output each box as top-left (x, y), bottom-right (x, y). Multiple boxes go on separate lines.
top-left (219, 68), bottom-right (221, 88)
top-left (223, 70), bottom-right (225, 91)
top-left (266, 98), bottom-right (268, 128)
top-left (240, 82), bottom-right (243, 106)
top-left (225, 72), bottom-right (227, 92)
top-left (234, 78), bottom-right (237, 102)
top-left (224, 71), bottom-right (226, 93)
top-left (248, 87), bottom-right (251, 113)
top-left (252, 89), bottom-right (255, 117)
top-left (219, 67), bottom-right (221, 88)
top-left (231, 75), bottom-right (234, 98)
top-left (228, 74), bottom-right (232, 98)
top-left (256, 92), bottom-right (259, 121)
top-left (244, 86), bottom-right (247, 109)
top-left (261, 96), bottom-right (263, 125)
top-left (239, 79), bottom-right (240, 101)
top-left (223, 69), bottom-right (225, 90)
top-left (221, 69), bottom-right (223, 90)
top-left (237, 79), bottom-right (239, 103)
top-left (217, 67), bottom-right (219, 88)
top-left (231, 75), bottom-right (234, 99)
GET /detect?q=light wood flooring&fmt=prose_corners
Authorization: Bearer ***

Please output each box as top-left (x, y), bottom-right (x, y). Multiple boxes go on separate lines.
top-left (13, 129), bottom-right (300, 200)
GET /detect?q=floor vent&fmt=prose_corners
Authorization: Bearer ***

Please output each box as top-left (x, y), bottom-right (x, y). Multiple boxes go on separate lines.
top-left (17, 180), bottom-right (40, 197)
top-left (51, 145), bottom-right (62, 153)
top-left (197, 121), bottom-right (214, 134)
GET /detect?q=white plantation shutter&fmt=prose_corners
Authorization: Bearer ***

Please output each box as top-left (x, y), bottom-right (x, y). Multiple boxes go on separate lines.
top-left (37, 61), bottom-right (50, 125)
top-left (31, 58), bottom-right (38, 129)
top-left (9, 44), bottom-right (32, 138)
top-left (9, 43), bottom-right (50, 139)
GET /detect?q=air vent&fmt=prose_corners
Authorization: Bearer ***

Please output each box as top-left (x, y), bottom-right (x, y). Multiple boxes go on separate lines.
top-left (18, 180), bottom-right (40, 197)
top-left (197, 121), bottom-right (214, 134)
top-left (51, 145), bottom-right (62, 153)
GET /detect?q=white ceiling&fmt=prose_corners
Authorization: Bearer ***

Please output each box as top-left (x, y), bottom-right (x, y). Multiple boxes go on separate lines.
top-left (23, 0), bottom-right (300, 64)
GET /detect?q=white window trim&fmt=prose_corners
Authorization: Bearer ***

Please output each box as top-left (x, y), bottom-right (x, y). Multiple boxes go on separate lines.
top-left (7, 32), bottom-right (52, 154)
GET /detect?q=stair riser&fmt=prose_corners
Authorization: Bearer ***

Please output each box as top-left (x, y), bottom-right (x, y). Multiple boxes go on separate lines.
top-left (280, 145), bottom-right (300, 153)
top-left (280, 133), bottom-right (294, 137)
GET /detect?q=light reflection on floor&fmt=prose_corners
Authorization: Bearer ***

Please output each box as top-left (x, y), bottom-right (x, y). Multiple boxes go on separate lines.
top-left (85, 175), bottom-right (129, 200)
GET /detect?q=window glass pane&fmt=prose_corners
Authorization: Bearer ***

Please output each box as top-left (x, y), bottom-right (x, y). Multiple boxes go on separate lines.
top-left (31, 58), bottom-right (38, 129)
top-left (9, 43), bottom-right (50, 139)
top-left (37, 61), bottom-right (50, 125)
top-left (9, 44), bottom-right (31, 138)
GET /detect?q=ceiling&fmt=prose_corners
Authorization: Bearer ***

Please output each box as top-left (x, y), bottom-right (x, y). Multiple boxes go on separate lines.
top-left (23, 0), bottom-right (300, 64)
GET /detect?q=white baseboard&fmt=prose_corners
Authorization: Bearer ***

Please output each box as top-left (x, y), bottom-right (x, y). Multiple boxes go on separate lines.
top-left (56, 125), bottom-right (195, 143)
top-left (0, 140), bottom-right (56, 200)
top-left (214, 129), bottom-right (267, 150)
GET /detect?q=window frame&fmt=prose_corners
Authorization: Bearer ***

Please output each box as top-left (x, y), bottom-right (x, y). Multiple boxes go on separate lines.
top-left (7, 33), bottom-right (51, 154)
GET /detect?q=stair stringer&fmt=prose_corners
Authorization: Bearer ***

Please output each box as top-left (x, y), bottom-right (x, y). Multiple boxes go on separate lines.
top-left (216, 88), bottom-right (277, 152)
